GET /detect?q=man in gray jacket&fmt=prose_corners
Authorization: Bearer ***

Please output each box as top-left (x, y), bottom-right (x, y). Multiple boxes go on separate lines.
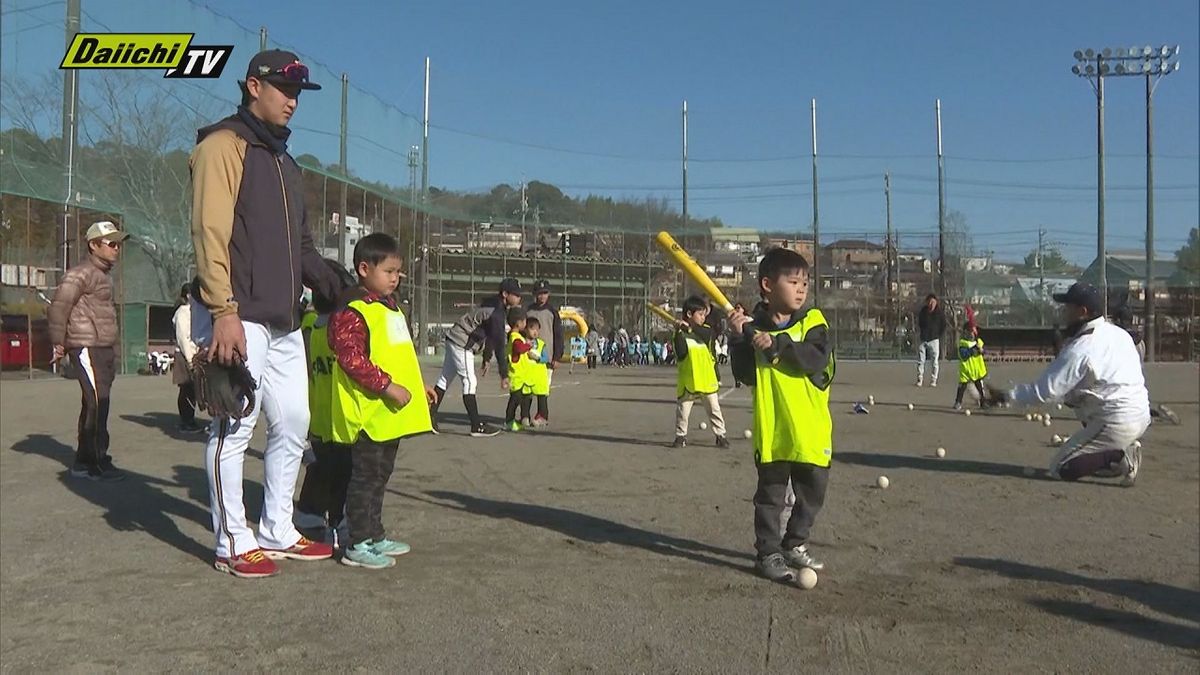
top-left (430, 278), bottom-right (523, 437)
top-left (49, 221), bottom-right (128, 482)
top-left (525, 279), bottom-right (563, 425)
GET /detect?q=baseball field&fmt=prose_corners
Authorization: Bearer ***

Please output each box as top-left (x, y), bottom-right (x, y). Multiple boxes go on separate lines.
top-left (1, 361), bottom-right (1197, 671)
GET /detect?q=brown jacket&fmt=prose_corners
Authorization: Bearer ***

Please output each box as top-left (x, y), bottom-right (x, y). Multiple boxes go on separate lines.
top-left (48, 255), bottom-right (119, 348)
top-left (190, 112), bottom-right (339, 331)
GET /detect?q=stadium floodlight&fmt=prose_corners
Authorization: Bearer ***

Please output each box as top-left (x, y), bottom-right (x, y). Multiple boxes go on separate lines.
top-left (1070, 44), bottom-right (1181, 362)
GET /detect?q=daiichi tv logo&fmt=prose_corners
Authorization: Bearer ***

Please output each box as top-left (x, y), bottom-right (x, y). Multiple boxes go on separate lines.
top-left (60, 33), bottom-right (233, 79)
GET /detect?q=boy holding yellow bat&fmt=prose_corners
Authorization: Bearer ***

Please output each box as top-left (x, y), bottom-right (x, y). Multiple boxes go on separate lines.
top-left (728, 247), bottom-right (835, 584)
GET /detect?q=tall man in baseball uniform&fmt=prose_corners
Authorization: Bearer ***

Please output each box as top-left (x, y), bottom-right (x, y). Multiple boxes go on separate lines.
top-left (48, 221), bottom-right (129, 482)
top-left (191, 50), bottom-right (343, 578)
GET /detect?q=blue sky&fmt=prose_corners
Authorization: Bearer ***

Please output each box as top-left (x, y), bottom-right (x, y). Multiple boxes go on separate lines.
top-left (3, 0), bottom-right (1197, 265)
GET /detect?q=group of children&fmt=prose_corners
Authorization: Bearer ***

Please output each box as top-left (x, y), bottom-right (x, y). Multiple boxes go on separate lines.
top-left (502, 307), bottom-right (553, 431)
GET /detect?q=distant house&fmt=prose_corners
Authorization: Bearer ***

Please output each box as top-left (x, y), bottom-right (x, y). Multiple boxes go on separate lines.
top-left (826, 239), bottom-right (885, 268)
top-left (710, 227), bottom-right (761, 256)
top-left (1079, 251), bottom-right (1178, 309)
top-left (762, 237), bottom-right (815, 265)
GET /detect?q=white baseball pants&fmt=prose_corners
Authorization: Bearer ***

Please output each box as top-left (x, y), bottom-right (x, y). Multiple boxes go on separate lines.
top-left (435, 340), bottom-right (479, 395)
top-left (204, 322), bottom-right (309, 558)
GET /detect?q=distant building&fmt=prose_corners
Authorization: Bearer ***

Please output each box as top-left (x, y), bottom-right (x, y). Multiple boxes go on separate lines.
top-left (826, 239), bottom-right (885, 268)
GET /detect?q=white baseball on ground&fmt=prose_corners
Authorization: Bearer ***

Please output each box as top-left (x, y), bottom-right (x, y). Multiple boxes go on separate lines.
top-left (699, 422), bottom-right (708, 431)
top-left (936, 447), bottom-right (946, 458)
top-left (907, 403), bottom-right (914, 411)
top-left (1056, 403), bottom-right (1064, 411)
top-left (1042, 418), bottom-right (1052, 428)
top-left (876, 475), bottom-right (890, 489)
top-left (868, 395), bottom-right (875, 406)
top-left (743, 429), bottom-right (752, 439)
top-left (797, 567), bottom-right (818, 590)
top-left (1025, 413), bottom-right (1033, 422)
top-left (1051, 434), bottom-right (1062, 445)
top-left (964, 409), bottom-right (971, 416)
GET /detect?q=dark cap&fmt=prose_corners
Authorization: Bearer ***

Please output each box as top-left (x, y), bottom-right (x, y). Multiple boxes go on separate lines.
top-left (243, 49), bottom-right (321, 90)
top-left (533, 279), bottom-right (551, 293)
top-left (1052, 282), bottom-right (1104, 317)
top-left (499, 278), bottom-right (523, 295)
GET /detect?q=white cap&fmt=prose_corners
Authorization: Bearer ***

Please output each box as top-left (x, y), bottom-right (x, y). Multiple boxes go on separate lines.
top-left (85, 220), bottom-right (129, 242)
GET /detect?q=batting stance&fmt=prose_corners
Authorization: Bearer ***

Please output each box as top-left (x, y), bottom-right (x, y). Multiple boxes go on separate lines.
top-left (190, 50), bottom-right (343, 577)
top-left (986, 283), bottom-right (1149, 485)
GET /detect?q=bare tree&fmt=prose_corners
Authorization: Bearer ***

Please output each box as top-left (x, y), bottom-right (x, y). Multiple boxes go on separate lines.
top-left (78, 72), bottom-right (221, 300)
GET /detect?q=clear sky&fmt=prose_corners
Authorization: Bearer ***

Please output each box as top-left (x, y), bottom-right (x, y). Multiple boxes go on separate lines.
top-left (3, 0), bottom-right (1198, 265)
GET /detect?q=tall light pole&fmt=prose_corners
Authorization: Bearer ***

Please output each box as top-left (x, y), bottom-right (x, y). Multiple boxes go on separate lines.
top-left (1071, 45), bottom-right (1180, 329)
top-left (935, 99), bottom-right (946, 299)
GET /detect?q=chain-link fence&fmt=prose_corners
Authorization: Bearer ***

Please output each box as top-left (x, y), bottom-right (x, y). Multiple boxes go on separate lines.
top-left (3, 0), bottom-right (1197, 380)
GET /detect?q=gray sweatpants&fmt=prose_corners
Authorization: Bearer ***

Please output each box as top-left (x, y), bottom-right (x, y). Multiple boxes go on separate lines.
top-left (753, 461), bottom-right (829, 558)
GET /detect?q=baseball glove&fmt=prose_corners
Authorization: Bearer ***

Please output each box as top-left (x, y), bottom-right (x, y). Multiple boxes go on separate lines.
top-left (191, 351), bottom-right (258, 419)
top-left (980, 382), bottom-right (1012, 408)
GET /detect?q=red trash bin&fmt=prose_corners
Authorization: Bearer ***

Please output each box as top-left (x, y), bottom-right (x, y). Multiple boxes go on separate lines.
top-left (0, 331), bottom-right (30, 369)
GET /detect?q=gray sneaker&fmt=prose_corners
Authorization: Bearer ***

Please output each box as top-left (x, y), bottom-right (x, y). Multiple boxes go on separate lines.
top-left (756, 553), bottom-right (796, 583)
top-left (783, 544), bottom-right (825, 571)
top-left (1121, 445), bottom-right (1141, 487)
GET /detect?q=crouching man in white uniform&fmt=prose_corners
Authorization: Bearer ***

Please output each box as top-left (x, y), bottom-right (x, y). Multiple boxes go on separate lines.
top-left (991, 283), bottom-right (1149, 486)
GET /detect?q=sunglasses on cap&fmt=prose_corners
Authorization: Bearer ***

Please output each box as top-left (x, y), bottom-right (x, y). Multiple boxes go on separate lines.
top-left (265, 62), bottom-right (311, 84)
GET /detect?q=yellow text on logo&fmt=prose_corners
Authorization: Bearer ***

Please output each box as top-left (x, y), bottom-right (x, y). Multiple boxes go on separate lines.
top-left (60, 33), bottom-right (194, 69)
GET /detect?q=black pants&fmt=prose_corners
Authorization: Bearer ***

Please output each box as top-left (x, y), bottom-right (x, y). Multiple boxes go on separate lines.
top-left (296, 439), bottom-right (353, 525)
top-left (177, 382), bottom-right (197, 425)
top-left (536, 394), bottom-right (549, 420)
top-left (753, 460), bottom-right (829, 558)
top-left (345, 434), bottom-right (399, 547)
top-left (506, 391), bottom-right (533, 423)
top-left (955, 379), bottom-right (986, 406)
top-left (71, 346), bottom-right (115, 469)
top-left (587, 354), bottom-right (597, 369)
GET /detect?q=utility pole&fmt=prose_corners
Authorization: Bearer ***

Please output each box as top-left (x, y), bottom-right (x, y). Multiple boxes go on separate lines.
top-left (681, 100), bottom-right (689, 229)
top-left (935, 99), bottom-right (946, 299)
top-left (338, 72), bottom-right (349, 267)
top-left (1037, 226), bottom-right (1046, 325)
top-left (418, 57), bottom-right (431, 354)
top-left (259, 26), bottom-right (267, 51)
top-left (884, 171), bottom-right (893, 340)
top-left (811, 98), bottom-right (820, 305)
top-left (60, 0), bottom-right (81, 279)
top-left (407, 145), bottom-right (419, 301)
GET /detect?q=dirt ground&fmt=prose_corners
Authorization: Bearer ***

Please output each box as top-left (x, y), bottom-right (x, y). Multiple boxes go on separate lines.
top-left (1, 360), bottom-right (1197, 672)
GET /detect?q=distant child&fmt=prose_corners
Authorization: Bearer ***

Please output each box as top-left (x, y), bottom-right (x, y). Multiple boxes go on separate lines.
top-left (295, 259), bottom-right (356, 542)
top-left (729, 247), bottom-right (835, 584)
top-left (504, 307), bottom-right (533, 431)
top-left (955, 322), bottom-right (988, 411)
top-left (524, 317), bottom-right (552, 424)
top-left (672, 295), bottom-right (729, 449)
top-left (328, 233), bottom-right (435, 570)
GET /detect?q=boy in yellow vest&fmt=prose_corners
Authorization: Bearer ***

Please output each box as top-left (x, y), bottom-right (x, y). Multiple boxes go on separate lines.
top-left (672, 295), bottom-right (729, 449)
top-left (729, 248), bottom-right (835, 584)
top-left (954, 322), bottom-right (988, 411)
top-left (503, 307), bottom-right (532, 431)
top-left (328, 233), bottom-right (435, 570)
top-left (295, 259), bottom-right (356, 539)
top-left (524, 317), bottom-right (552, 425)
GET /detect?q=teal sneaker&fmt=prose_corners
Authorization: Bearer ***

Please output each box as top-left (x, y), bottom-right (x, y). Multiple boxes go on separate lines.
top-left (507, 420), bottom-right (522, 432)
top-left (371, 538), bottom-right (411, 557)
top-left (340, 542), bottom-right (395, 569)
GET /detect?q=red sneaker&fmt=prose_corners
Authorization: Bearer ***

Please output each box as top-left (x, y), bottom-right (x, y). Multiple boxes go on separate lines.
top-left (214, 549), bottom-right (279, 578)
top-left (262, 536), bottom-right (334, 561)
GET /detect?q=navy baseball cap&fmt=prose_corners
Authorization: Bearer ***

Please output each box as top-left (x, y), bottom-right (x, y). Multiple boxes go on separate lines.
top-left (242, 49), bottom-right (321, 90)
top-left (533, 279), bottom-right (551, 293)
top-left (499, 278), bottom-right (523, 295)
top-left (1053, 282), bottom-right (1104, 317)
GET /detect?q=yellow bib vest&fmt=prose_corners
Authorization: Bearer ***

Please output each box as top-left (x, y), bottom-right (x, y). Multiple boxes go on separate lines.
top-left (958, 337), bottom-right (988, 383)
top-left (753, 308), bottom-right (835, 467)
top-left (676, 329), bottom-right (719, 397)
top-left (528, 337), bottom-right (550, 396)
top-left (507, 331), bottom-right (533, 394)
top-left (330, 299), bottom-right (432, 443)
top-left (307, 320), bottom-right (335, 442)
